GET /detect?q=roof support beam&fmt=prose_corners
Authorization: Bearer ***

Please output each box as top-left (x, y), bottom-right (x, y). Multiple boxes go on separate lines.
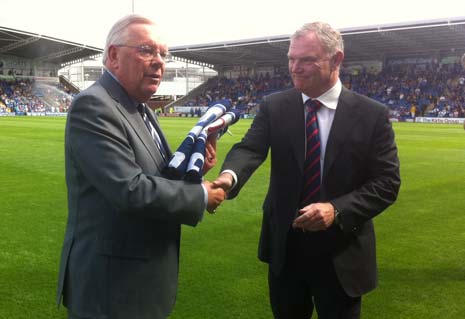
top-left (0, 35), bottom-right (40, 53)
top-left (35, 46), bottom-right (84, 63)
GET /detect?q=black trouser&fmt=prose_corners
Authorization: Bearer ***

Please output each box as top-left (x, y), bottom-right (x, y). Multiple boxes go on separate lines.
top-left (268, 232), bottom-right (361, 319)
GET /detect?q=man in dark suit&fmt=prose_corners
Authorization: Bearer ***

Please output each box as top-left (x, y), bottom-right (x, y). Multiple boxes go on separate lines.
top-left (213, 22), bottom-right (401, 318)
top-left (56, 14), bottom-right (225, 319)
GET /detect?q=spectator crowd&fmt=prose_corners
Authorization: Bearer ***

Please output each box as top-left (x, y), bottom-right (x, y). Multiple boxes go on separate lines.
top-left (1, 78), bottom-right (73, 114)
top-left (185, 61), bottom-right (465, 119)
top-left (2, 60), bottom-right (465, 119)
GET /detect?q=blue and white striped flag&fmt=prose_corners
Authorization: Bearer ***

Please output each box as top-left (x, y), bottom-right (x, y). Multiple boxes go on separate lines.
top-left (184, 109), bottom-right (241, 183)
top-left (164, 103), bottom-right (240, 182)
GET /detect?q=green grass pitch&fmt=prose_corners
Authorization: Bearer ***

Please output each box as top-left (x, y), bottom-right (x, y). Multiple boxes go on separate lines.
top-left (0, 117), bottom-right (464, 318)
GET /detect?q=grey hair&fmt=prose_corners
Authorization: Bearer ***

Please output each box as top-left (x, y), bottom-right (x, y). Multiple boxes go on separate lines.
top-left (291, 22), bottom-right (344, 57)
top-left (102, 14), bottom-right (155, 64)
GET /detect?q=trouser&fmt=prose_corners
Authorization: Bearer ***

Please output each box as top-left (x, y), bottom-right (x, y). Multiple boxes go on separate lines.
top-left (268, 232), bottom-right (361, 319)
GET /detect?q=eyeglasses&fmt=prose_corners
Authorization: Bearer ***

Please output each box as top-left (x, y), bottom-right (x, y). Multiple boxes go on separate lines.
top-left (115, 44), bottom-right (170, 61)
top-left (288, 56), bottom-right (330, 67)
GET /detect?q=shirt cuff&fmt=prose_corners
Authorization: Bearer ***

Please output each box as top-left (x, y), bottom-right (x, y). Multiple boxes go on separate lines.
top-left (221, 169), bottom-right (238, 190)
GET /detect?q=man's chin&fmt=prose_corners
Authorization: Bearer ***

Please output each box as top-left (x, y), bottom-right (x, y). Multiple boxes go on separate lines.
top-left (145, 85), bottom-right (159, 95)
top-left (138, 88), bottom-right (158, 102)
top-left (293, 82), bottom-right (306, 92)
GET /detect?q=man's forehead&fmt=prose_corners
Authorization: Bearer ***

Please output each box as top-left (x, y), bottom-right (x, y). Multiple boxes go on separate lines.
top-left (288, 36), bottom-right (323, 55)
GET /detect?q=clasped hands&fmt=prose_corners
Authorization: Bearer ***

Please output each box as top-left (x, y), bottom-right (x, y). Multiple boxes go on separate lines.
top-left (204, 172), bottom-right (234, 213)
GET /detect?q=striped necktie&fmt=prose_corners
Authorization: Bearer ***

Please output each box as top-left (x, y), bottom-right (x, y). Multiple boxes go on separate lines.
top-left (138, 103), bottom-right (167, 161)
top-left (301, 99), bottom-right (322, 206)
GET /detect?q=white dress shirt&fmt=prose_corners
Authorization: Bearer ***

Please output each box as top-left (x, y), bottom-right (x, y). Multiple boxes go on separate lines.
top-left (302, 79), bottom-right (342, 176)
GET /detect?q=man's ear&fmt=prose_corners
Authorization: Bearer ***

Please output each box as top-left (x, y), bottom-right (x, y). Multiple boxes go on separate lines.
top-left (106, 45), bottom-right (120, 70)
top-left (331, 51), bottom-right (344, 70)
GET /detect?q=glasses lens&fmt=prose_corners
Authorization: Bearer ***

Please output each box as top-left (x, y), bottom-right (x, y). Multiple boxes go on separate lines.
top-left (138, 46), bottom-right (154, 59)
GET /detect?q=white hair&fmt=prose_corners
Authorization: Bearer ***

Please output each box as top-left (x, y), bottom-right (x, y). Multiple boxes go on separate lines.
top-left (291, 21), bottom-right (344, 57)
top-left (102, 14), bottom-right (155, 64)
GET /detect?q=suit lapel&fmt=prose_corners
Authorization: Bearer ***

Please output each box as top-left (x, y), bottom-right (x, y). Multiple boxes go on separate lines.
top-left (99, 72), bottom-right (165, 168)
top-left (283, 89), bottom-right (306, 172)
top-left (323, 88), bottom-right (363, 180)
top-left (145, 108), bottom-right (172, 158)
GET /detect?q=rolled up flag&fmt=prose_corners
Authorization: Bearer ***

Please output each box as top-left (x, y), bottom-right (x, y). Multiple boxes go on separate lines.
top-left (185, 109), bottom-right (241, 183)
top-left (164, 103), bottom-right (227, 180)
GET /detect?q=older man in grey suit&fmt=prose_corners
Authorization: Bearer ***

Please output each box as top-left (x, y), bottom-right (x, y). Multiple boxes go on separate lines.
top-left (56, 14), bottom-right (225, 319)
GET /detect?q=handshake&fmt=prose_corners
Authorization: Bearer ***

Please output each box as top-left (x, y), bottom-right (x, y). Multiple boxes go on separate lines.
top-left (194, 136), bottom-right (233, 214)
top-left (202, 172), bottom-right (234, 214)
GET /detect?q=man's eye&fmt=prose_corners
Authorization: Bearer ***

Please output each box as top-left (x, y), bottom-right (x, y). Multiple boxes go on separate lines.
top-left (140, 47), bottom-right (153, 55)
top-left (302, 58), bottom-right (316, 64)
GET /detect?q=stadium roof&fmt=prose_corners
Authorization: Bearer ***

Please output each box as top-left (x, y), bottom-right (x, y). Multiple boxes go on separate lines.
top-left (2, 17), bottom-right (464, 72)
top-left (169, 17), bottom-right (465, 70)
top-left (0, 26), bottom-right (102, 66)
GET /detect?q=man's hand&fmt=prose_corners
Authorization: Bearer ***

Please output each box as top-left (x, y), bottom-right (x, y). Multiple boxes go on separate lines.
top-left (212, 172), bottom-right (234, 193)
top-left (292, 202), bottom-right (335, 231)
top-left (203, 136), bottom-right (217, 175)
top-left (203, 180), bottom-right (226, 213)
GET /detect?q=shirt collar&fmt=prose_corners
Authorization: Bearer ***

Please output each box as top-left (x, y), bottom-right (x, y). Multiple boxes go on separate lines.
top-left (302, 79), bottom-right (342, 110)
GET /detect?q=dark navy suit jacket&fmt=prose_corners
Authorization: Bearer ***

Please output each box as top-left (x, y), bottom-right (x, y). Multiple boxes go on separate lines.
top-left (222, 87), bottom-right (400, 297)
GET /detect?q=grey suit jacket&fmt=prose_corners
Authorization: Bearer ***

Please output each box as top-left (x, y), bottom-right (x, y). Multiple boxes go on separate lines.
top-left (57, 71), bottom-right (205, 319)
top-left (221, 87), bottom-right (400, 297)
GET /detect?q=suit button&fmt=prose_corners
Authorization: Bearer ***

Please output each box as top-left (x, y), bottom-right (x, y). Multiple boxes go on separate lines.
top-left (352, 227), bottom-right (358, 232)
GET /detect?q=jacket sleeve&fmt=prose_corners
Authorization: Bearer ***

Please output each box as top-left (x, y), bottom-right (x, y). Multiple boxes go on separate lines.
top-left (221, 97), bottom-right (272, 199)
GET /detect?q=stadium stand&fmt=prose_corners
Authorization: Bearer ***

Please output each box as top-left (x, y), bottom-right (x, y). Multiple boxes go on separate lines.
top-left (0, 78), bottom-right (74, 114)
top-left (1, 17), bottom-right (465, 121)
top-left (175, 60), bottom-right (465, 120)
top-left (166, 17), bottom-right (465, 121)
top-left (0, 26), bottom-right (101, 115)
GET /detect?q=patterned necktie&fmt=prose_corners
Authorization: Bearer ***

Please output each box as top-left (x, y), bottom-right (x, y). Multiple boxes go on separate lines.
top-left (301, 99), bottom-right (322, 206)
top-left (138, 103), bottom-right (167, 161)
